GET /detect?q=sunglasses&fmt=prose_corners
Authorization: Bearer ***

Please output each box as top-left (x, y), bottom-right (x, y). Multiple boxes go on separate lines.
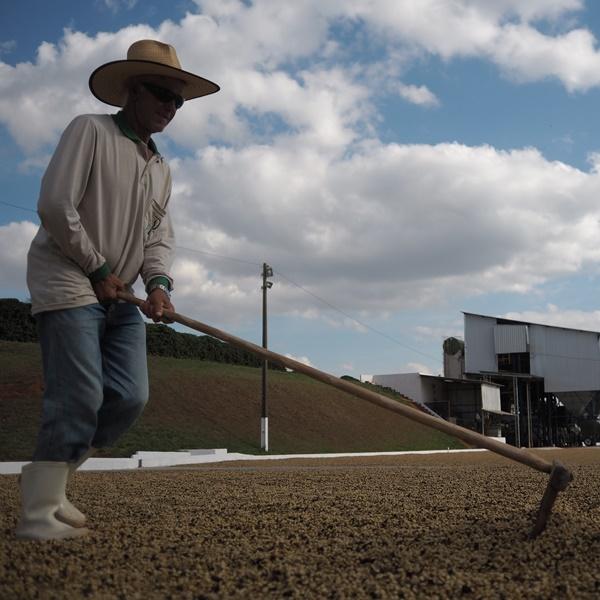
top-left (141, 82), bottom-right (184, 110)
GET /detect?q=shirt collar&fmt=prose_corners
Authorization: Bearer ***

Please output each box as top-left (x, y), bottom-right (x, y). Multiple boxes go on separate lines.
top-left (112, 111), bottom-right (159, 155)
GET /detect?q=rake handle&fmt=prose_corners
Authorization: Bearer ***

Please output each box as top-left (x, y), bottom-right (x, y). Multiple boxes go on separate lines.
top-left (119, 291), bottom-right (554, 475)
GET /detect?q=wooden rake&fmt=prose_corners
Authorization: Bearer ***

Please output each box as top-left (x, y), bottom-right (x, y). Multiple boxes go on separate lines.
top-left (118, 291), bottom-right (573, 538)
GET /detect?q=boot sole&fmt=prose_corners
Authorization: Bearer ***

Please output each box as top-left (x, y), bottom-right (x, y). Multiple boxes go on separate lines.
top-left (15, 527), bottom-right (89, 541)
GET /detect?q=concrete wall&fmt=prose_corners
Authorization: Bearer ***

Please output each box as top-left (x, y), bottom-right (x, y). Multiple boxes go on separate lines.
top-left (444, 351), bottom-right (463, 379)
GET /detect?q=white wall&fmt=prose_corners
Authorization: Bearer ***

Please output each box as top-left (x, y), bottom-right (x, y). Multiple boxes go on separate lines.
top-left (481, 383), bottom-right (501, 412)
top-left (371, 373), bottom-right (424, 404)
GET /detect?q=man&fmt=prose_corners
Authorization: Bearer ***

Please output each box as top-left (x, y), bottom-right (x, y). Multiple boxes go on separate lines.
top-left (16, 40), bottom-right (219, 541)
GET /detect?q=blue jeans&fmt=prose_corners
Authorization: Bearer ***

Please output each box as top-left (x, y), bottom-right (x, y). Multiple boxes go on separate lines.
top-left (33, 302), bottom-right (148, 463)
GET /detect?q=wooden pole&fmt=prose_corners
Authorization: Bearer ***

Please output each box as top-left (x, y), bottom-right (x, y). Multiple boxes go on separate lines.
top-left (119, 291), bottom-right (554, 475)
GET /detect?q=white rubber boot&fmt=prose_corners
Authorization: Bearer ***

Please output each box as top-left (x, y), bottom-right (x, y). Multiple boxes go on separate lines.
top-left (55, 448), bottom-right (96, 528)
top-left (15, 462), bottom-right (89, 541)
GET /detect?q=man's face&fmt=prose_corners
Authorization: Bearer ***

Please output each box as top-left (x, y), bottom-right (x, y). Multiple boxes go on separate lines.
top-left (133, 75), bottom-right (186, 134)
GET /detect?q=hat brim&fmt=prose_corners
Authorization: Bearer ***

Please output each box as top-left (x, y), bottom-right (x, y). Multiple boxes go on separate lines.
top-left (89, 60), bottom-right (220, 107)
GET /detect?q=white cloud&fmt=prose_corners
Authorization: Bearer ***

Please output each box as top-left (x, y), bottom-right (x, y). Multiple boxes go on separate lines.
top-left (0, 27), bottom-right (156, 153)
top-left (0, 221), bottom-right (38, 291)
top-left (0, 41), bottom-right (16, 56)
top-left (2, 0), bottom-right (598, 159)
top-left (169, 258), bottom-right (258, 326)
top-left (343, 0), bottom-right (598, 91)
top-left (166, 138), bottom-right (600, 322)
top-left (0, 7), bottom-right (369, 156)
top-left (395, 83), bottom-right (440, 107)
top-left (503, 305), bottom-right (600, 332)
top-left (414, 324), bottom-right (463, 342)
top-left (491, 24), bottom-right (600, 92)
top-left (99, 0), bottom-right (138, 13)
top-left (405, 362), bottom-right (435, 375)
top-left (284, 353), bottom-right (314, 370)
top-left (5, 1), bottom-right (600, 335)
top-left (18, 154), bottom-right (52, 174)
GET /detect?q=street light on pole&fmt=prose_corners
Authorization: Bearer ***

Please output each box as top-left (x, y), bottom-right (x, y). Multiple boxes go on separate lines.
top-left (261, 263), bottom-right (273, 451)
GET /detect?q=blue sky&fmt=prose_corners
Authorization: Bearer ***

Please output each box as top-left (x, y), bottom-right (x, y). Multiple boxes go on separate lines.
top-left (4, 0), bottom-right (600, 377)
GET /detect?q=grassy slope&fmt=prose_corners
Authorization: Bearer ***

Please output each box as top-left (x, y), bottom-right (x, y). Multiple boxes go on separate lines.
top-left (0, 340), bottom-right (464, 460)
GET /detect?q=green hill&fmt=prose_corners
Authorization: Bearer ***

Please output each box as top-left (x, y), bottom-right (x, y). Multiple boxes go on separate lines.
top-left (0, 340), bottom-right (464, 460)
top-left (0, 298), bottom-right (284, 369)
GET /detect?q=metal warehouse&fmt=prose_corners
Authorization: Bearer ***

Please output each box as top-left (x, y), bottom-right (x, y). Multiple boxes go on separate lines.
top-left (366, 312), bottom-right (600, 448)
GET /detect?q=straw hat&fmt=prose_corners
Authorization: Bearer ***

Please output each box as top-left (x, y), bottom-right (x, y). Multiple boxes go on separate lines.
top-left (89, 39), bottom-right (219, 107)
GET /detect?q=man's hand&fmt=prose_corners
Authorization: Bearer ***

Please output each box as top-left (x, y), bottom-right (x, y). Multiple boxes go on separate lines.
top-left (92, 273), bottom-right (125, 303)
top-left (142, 288), bottom-right (174, 323)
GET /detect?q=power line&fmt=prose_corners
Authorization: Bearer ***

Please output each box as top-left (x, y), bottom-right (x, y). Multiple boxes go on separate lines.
top-left (176, 245), bottom-right (261, 267)
top-left (179, 245), bottom-right (435, 359)
top-left (0, 200), bottom-right (37, 214)
top-left (177, 244), bottom-right (442, 361)
top-left (274, 270), bottom-right (441, 362)
top-left (0, 199), bottom-right (439, 362)
top-left (0, 201), bottom-right (258, 268)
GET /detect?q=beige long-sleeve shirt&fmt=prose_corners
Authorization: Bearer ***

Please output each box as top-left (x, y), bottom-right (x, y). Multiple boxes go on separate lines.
top-left (27, 113), bottom-right (175, 315)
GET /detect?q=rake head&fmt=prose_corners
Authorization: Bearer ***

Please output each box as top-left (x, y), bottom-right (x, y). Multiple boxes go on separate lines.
top-left (529, 460), bottom-right (573, 539)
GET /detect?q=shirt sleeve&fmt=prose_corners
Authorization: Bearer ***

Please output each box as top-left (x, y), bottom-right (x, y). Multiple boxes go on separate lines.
top-left (37, 115), bottom-right (107, 278)
top-left (141, 197), bottom-right (175, 291)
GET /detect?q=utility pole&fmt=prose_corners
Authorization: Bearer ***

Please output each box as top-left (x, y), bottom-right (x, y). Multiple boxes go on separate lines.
top-left (526, 383), bottom-right (532, 448)
top-left (261, 263), bottom-right (273, 451)
top-left (514, 376), bottom-right (521, 448)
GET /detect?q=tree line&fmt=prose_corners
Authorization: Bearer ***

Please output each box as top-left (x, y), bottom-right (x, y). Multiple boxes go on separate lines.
top-left (0, 298), bottom-right (283, 370)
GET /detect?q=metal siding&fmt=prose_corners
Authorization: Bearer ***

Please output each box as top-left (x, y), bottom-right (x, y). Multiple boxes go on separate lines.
top-left (464, 314), bottom-right (497, 374)
top-left (529, 325), bottom-right (600, 392)
top-left (494, 325), bottom-right (528, 353)
top-left (528, 326), bottom-right (546, 377)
